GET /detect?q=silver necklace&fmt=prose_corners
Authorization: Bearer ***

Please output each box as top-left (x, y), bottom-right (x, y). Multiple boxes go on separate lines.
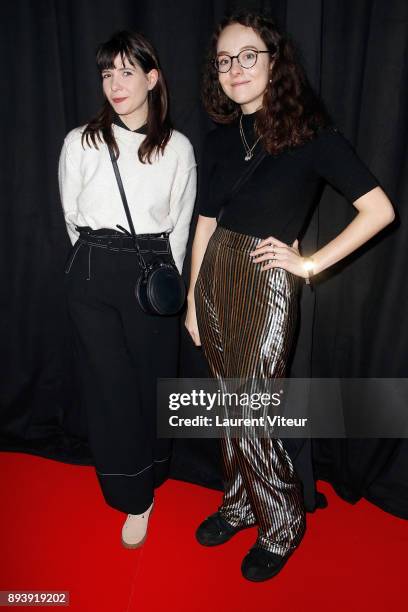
top-left (239, 114), bottom-right (261, 161)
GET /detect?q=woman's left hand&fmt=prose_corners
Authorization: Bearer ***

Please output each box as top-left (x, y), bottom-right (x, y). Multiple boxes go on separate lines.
top-left (249, 237), bottom-right (307, 277)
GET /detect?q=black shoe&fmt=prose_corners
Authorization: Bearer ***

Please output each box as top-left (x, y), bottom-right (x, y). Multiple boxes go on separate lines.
top-left (241, 546), bottom-right (294, 582)
top-left (195, 511), bottom-right (248, 547)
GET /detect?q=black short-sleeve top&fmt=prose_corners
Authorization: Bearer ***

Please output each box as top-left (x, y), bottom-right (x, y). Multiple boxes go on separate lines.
top-left (198, 110), bottom-right (380, 243)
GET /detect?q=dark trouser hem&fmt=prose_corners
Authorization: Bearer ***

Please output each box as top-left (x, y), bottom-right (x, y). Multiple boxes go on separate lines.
top-left (96, 457), bottom-right (171, 514)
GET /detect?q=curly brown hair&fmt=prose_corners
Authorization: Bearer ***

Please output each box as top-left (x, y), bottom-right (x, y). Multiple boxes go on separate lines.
top-left (81, 30), bottom-right (172, 164)
top-left (202, 11), bottom-right (332, 155)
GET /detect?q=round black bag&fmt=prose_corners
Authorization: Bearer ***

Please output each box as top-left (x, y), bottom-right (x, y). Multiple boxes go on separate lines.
top-left (108, 145), bottom-right (186, 316)
top-left (135, 259), bottom-right (186, 316)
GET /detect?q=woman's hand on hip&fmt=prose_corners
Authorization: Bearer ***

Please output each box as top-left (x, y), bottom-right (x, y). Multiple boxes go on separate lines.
top-left (185, 298), bottom-right (201, 347)
top-left (250, 237), bottom-right (308, 278)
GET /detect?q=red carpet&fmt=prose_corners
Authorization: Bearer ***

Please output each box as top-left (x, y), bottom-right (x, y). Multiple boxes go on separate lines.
top-left (0, 451), bottom-right (406, 611)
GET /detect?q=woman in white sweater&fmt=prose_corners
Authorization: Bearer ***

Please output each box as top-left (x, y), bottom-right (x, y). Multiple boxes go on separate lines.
top-left (58, 30), bottom-right (196, 548)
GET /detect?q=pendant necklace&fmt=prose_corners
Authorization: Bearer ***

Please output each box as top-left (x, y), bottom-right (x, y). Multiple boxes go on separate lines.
top-left (239, 113), bottom-right (261, 161)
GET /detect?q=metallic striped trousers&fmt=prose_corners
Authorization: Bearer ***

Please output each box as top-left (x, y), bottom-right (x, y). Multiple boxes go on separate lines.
top-left (195, 226), bottom-right (306, 555)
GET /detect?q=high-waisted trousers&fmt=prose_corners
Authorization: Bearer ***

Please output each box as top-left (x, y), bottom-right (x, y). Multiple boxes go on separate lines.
top-left (63, 227), bottom-right (179, 514)
top-left (194, 226), bottom-right (306, 555)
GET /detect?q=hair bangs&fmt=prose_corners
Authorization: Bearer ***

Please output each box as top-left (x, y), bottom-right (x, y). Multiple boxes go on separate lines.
top-left (96, 40), bottom-right (139, 72)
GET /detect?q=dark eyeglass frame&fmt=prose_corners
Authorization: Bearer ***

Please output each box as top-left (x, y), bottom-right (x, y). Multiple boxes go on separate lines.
top-left (214, 48), bottom-right (275, 73)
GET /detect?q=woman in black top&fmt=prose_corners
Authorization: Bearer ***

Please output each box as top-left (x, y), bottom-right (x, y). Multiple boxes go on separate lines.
top-left (185, 11), bottom-right (394, 582)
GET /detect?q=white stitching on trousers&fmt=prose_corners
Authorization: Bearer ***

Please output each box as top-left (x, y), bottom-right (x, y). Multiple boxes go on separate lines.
top-left (64, 241), bottom-right (83, 274)
top-left (84, 240), bottom-right (169, 253)
top-left (97, 463), bottom-right (153, 477)
top-left (86, 245), bottom-right (92, 280)
top-left (96, 456), bottom-right (170, 477)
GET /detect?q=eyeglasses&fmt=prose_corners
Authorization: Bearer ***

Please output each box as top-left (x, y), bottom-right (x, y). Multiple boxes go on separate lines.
top-left (214, 48), bottom-right (272, 73)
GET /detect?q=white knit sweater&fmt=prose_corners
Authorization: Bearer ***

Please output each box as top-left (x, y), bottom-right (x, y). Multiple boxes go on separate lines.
top-left (58, 123), bottom-right (197, 274)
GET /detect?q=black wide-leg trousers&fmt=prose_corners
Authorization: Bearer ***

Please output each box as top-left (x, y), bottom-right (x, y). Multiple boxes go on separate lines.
top-left (64, 227), bottom-right (179, 514)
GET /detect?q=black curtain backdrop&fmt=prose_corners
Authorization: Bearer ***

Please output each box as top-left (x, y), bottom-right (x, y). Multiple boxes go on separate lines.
top-left (1, 0), bottom-right (407, 519)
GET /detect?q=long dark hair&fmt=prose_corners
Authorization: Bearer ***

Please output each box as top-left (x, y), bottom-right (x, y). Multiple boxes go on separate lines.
top-left (82, 30), bottom-right (172, 164)
top-left (202, 11), bottom-right (332, 155)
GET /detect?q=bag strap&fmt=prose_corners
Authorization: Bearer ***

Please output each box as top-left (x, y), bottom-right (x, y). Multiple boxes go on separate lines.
top-left (108, 146), bottom-right (148, 270)
top-left (108, 146), bottom-right (137, 237)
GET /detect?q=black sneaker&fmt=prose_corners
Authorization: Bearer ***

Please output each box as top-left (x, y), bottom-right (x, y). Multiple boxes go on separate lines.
top-left (241, 546), bottom-right (294, 581)
top-left (195, 511), bottom-right (249, 546)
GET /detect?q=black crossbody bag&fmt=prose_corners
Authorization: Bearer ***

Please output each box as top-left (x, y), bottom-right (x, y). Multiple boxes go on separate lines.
top-left (109, 146), bottom-right (186, 316)
top-left (109, 146), bottom-right (267, 316)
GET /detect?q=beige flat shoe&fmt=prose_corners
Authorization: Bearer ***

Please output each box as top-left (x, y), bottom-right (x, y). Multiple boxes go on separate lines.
top-left (121, 501), bottom-right (154, 549)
